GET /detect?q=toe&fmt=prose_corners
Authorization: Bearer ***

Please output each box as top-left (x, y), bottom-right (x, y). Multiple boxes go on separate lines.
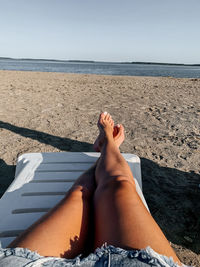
top-left (113, 125), bottom-right (118, 137)
top-left (98, 112), bottom-right (107, 126)
top-left (99, 112), bottom-right (106, 121)
top-left (118, 124), bottom-right (125, 135)
top-left (109, 118), bottom-right (113, 126)
top-left (105, 112), bottom-right (110, 121)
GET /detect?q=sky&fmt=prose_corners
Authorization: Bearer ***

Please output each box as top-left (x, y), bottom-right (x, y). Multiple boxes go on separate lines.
top-left (0, 0), bottom-right (200, 64)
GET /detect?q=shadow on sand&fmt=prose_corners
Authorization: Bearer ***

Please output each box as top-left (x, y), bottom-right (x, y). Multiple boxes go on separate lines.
top-left (0, 120), bottom-right (199, 254)
top-left (0, 120), bottom-right (93, 197)
top-left (141, 158), bottom-right (200, 254)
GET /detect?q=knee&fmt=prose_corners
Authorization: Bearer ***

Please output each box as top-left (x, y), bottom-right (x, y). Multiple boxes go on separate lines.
top-left (69, 185), bottom-right (92, 200)
top-left (95, 177), bottom-right (136, 197)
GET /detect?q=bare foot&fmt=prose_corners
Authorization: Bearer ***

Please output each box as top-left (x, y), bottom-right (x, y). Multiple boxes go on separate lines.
top-left (94, 112), bottom-right (114, 152)
top-left (94, 113), bottom-right (125, 151)
top-left (98, 112), bottom-right (114, 138)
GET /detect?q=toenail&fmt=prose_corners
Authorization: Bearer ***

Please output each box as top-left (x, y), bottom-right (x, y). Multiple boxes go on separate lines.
top-left (117, 124), bottom-right (120, 127)
top-left (104, 111), bottom-right (108, 115)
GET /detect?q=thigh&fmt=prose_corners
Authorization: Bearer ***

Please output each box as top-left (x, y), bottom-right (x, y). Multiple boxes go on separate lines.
top-left (93, 178), bottom-right (181, 265)
top-left (8, 186), bottom-right (91, 259)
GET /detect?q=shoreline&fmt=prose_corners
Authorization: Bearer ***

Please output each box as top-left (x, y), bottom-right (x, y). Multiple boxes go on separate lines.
top-left (0, 70), bottom-right (199, 265)
top-left (0, 69), bottom-right (200, 80)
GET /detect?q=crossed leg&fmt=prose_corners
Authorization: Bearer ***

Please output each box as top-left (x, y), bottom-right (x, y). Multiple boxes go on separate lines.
top-left (93, 112), bottom-right (181, 265)
top-left (7, 114), bottom-right (124, 259)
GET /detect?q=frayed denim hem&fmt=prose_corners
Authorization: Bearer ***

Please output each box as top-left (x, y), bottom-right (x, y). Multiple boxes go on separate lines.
top-left (0, 244), bottom-right (191, 267)
top-left (1, 246), bottom-right (41, 260)
top-left (95, 243), bottom-right (186, 267)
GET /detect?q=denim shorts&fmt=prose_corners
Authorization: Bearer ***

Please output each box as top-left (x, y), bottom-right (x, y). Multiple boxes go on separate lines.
top-left (0, 243), bottom-right (190, 267)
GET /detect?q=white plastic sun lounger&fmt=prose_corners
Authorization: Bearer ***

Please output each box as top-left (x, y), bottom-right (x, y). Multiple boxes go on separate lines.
top-left (0, 152), bottom-right (149, 248)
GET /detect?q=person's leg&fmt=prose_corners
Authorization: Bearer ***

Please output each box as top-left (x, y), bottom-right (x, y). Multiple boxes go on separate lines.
top-left (93, 112), bottom-right (181, 265)
top-left (8, 163), bottom-right (97, 259)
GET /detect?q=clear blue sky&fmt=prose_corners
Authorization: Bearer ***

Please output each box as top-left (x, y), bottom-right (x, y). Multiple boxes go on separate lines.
top-left (0, 0), bottom-right (200, 63)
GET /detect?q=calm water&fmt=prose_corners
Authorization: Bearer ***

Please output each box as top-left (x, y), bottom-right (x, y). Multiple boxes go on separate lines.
top-left (0, 59), bottom-right (200, 78)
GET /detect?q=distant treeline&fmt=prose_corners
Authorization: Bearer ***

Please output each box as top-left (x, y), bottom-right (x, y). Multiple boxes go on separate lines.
top-left (0, 57), bottom-right (199, 66)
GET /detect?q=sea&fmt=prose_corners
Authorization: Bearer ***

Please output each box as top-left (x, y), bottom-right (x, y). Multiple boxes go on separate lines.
top-left (0, 58), bottom-right (200, 78)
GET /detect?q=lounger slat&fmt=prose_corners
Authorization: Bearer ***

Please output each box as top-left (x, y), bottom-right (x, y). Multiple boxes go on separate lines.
top-left (17, 152), bottom-right (140, 166)
top-left (36, 163), bottom-right (92, 172)
top-left (32, 171), bottom-right (83, 181)
top-left (19, 181), bottom-right (74, 193)
top-left (0, 213), bottom-right (46, 231)
top-left (3, 195), bottom-right (63, 212)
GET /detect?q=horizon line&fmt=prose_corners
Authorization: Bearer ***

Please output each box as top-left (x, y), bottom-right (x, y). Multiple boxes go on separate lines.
top-left (0, 56), bottom-right (200, 66)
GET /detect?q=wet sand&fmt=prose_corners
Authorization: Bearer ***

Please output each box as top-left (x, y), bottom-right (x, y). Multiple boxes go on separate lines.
top-left (0, 70), bottom-right (199, 265)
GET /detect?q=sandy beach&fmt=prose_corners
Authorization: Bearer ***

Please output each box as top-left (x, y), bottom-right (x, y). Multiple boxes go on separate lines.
top-left (0, 70), bottom-right (199, 265)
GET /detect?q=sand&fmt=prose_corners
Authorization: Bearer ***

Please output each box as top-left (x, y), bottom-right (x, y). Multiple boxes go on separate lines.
top-left (0, 70), bottom-right (199, 265)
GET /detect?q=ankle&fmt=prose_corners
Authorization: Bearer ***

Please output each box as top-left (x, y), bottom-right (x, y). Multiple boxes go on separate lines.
top-left (103, 133), bottom-right (115, 146)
